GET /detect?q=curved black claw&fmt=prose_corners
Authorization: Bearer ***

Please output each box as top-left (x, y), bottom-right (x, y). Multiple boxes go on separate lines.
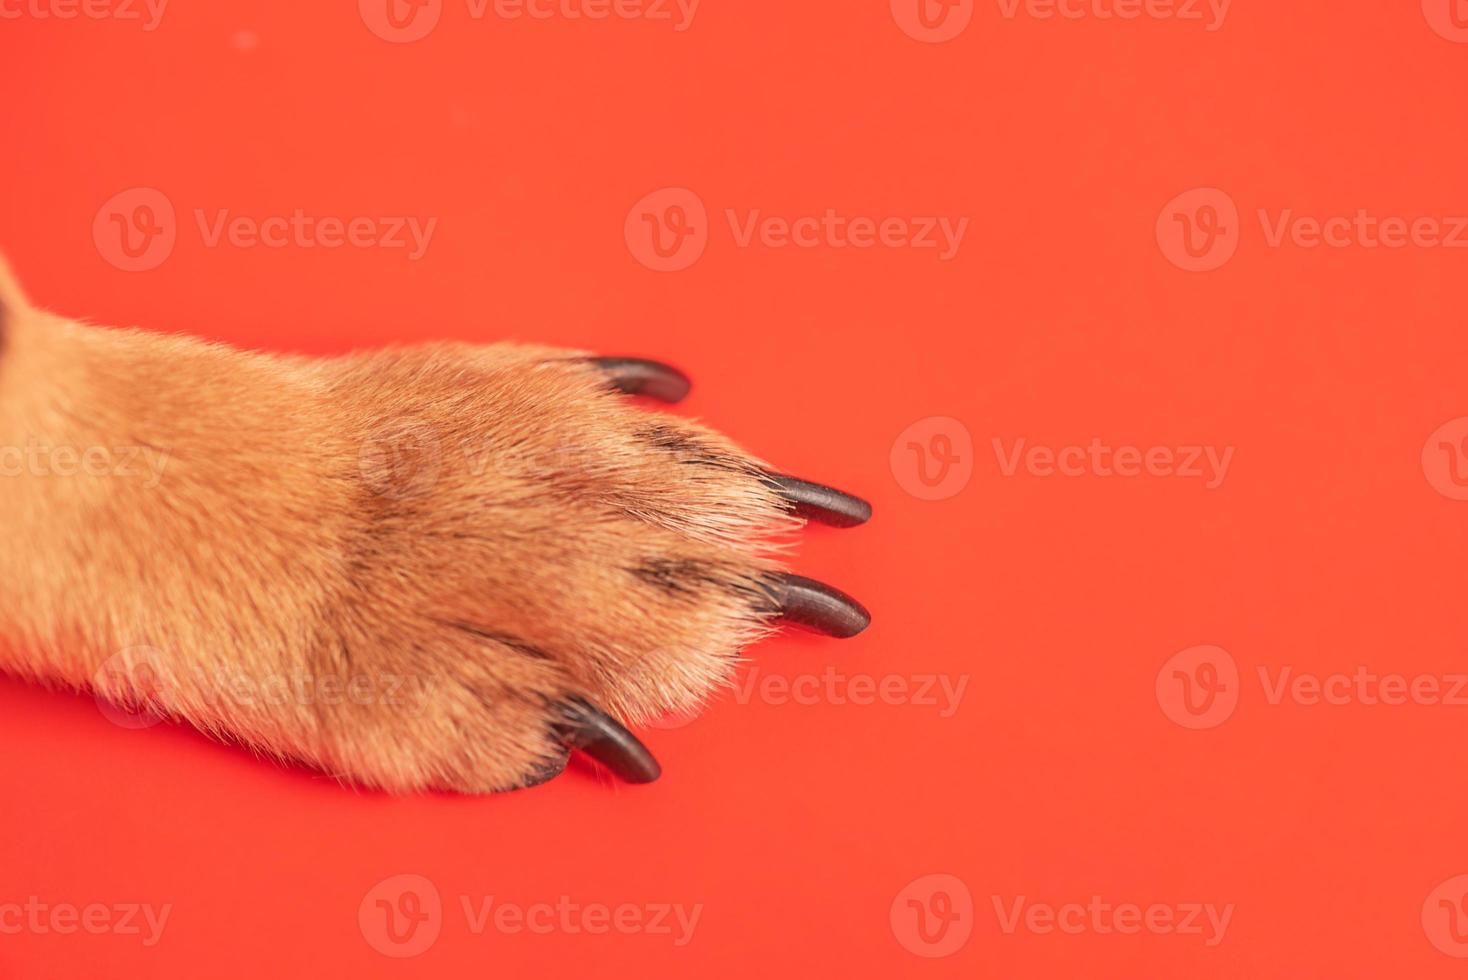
top-left (768, 573), bottom-right (871, 638)
top-left (591, 357), bottom-right (691, 404)
top-left (766, 474), bottom-right (872, 528)
top-left (554, 698), bottom-right (662, 784)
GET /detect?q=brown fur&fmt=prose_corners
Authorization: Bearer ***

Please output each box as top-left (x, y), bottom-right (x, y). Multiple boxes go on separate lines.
top-left (0, 259), bottom-right (803, 792)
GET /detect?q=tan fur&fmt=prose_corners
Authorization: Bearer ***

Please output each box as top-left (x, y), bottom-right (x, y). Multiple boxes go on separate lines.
top-left (0, 261), bottom-right (801, 792)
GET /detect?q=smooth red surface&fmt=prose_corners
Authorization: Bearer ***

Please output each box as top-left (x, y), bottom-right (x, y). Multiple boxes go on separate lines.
top-left (4, 2), bottom-right (1468, 977)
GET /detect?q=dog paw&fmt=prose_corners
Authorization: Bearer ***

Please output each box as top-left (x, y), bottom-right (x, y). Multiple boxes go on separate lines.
top-left (0, 302), bottom-right (870, 794)
top-left (318, 346), bottom-right (871, 790)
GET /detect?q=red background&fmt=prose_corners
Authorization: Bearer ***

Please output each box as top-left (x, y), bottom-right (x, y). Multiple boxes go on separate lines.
top-left (4, 1), bottom-right (1468, 976)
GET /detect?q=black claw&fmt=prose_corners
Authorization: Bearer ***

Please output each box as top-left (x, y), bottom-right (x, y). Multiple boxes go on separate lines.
top-left (765, 474), bottom-right (872, 528)
top-left (554, 699), bottom-right (662, 784)
top-left (768, 573), bottom-right (871, 638)
top-left (591, 357), bottom-right (691, 404)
